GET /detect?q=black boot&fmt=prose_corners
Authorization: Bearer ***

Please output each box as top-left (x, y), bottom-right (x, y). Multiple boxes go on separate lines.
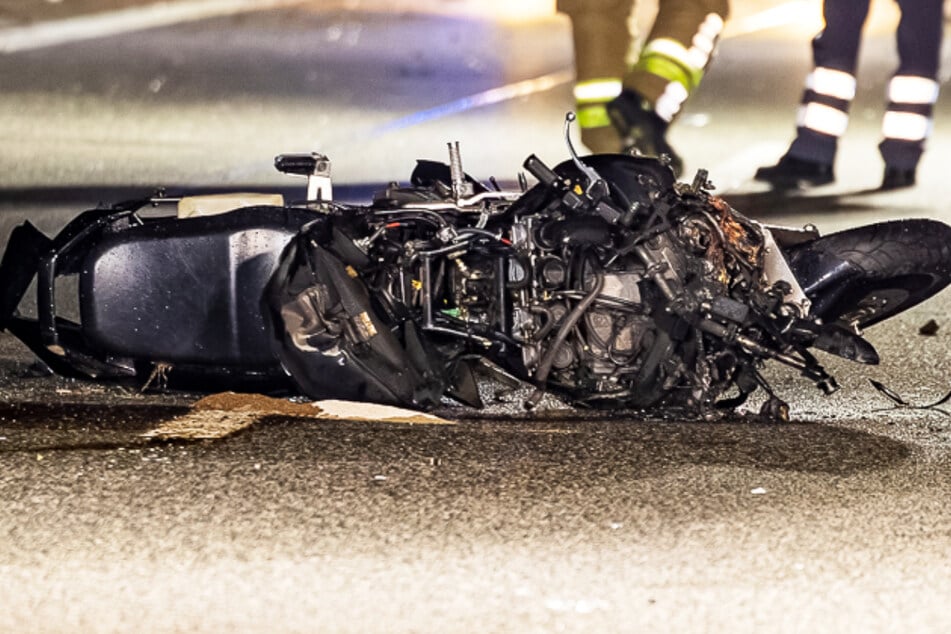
top-left (754, 154), bottom-right (834, 189)
top-left (880, 166), bottom-right (916, 190)
top-left (607, 90), bottom-right (683, 177)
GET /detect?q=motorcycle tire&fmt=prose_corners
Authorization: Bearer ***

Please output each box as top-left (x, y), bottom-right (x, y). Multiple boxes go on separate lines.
top-left (785, 219), bottom-right (951, 329)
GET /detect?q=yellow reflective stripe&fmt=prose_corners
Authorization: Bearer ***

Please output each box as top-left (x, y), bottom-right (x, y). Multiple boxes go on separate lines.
top-left (637, 15), bottom-right (723, 93)
top-left (637, 54), bottom-right (696, 93)
top-left (573, 78), bottom-right (622, 104)
top-left (807, 67), bottom-right (856, 101)
top-left (642, 38), bottom-right (696, 71)
top-left (576, 104), bottom-right (612, 129)
top-left (889, 76), bottom-right (939, 105)
top-left (638, 37), bottom-right (714, 91)
top-left (797, 103), bottom-right (849, 137)
top-left (654, 81), bottom-right (689, 122)
top-left (882, 111), bottom-right (931, 141)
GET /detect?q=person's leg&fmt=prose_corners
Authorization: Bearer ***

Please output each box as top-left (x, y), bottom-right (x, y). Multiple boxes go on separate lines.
top-left (878, 0), bottom-right (943, 189)
top-left (558, 0), bottom-right (634, 153)
top-left (609, 0), bottom-right (730, 175)
top-left (755, 0), bottom-right (870, 188)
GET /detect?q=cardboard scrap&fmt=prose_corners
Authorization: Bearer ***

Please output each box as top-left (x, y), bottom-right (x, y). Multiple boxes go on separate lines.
top-left (141, 392), bottom-right (453, 440)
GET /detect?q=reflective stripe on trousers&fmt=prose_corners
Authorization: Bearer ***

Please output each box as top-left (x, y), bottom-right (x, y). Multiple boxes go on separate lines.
top-left (788, 0), bottom-right (943, 168)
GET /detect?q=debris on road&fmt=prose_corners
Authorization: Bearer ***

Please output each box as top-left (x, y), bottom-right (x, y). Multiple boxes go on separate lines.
top-left (140, 392), bottom-right (454, 441)
top-left (869, 379), bottom-right (951, 415)
top-left (141, 409), bottom-right (259, 441)
top-left (191, 392), bottom-right (453, 425)
top-left (920, 319), bottom-right (940, 336)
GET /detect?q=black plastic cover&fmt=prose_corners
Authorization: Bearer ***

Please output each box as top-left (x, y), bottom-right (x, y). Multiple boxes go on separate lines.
top-left (79, 206), bottom-right (318, 367)
top-left (264, 226), bottom-right (447, 408)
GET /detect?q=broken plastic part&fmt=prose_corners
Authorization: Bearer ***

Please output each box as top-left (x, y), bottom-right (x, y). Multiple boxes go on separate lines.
top-left (759, 395), bottom-right (790, 422)
top-left (274, 152), bottom-right (333, 201)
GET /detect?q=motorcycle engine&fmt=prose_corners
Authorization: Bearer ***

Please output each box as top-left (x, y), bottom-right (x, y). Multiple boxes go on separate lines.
top-left (337, 149), bottom-right (815, 413)
top-left (506, 186), bottom-right (750, 410)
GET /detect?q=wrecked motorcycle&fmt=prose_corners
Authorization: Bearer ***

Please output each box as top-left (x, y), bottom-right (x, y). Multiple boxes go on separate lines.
top-left (2, 122), bottom-right (950, 418)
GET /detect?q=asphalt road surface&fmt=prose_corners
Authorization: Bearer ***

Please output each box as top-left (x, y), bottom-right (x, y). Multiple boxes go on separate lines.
top-left (1, 2), bottom-right (950, 632)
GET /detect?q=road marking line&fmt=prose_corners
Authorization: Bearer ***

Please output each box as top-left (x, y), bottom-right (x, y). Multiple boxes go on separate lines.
top-left (0, 0), bottom-right (304, 53)
top-left (375, 69), bottom-right (575, 134)
top-left (723, 1), bottom-right (821, 38)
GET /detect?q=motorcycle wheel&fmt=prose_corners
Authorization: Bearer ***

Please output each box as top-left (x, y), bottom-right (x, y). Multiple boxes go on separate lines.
top-left (785, 219), bottom-right (951, 329)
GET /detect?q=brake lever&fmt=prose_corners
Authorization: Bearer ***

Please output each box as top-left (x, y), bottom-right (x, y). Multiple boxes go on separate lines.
top-left (564, 112), bottom-right (607, 198)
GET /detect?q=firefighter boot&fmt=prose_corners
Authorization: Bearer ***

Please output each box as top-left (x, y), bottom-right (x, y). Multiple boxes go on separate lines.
top-left (880, 166), bottom-right (916, 190)
top-left (754, 154), bottom-right (835, 189)
top-left (607, 90), bottom-right (684, 177)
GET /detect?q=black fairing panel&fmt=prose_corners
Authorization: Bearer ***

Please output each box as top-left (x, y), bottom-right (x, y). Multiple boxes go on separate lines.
top-left (264, 227), bottom-right (447, 408)
top-left (557, 154), bottom-right (676, 206)
top-left (79, 206), bottom-right (318, 366)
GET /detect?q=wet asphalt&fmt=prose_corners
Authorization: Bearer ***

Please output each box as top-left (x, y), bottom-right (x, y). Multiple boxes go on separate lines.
top-left (1, 1), bottom-right (951, 632)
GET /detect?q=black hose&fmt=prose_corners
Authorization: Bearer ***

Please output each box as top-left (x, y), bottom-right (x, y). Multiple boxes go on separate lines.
top-left (457, 228), bottom-right (504, 242)
top-left (528, 305), bottom-right (557, 341)
top-left (525, 265), bottom-right (605, 408)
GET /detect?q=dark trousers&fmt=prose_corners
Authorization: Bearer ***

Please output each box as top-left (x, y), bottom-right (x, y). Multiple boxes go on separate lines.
top-left (788, 0), bottom-right (943, 169)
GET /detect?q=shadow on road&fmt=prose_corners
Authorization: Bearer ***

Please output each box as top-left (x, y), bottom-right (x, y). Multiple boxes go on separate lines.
top-left (0, 400), bottom-right (911, 478)
top-left (722, 186), bottom-right (940, 221)
top-left (723, 189), bottom-right (880, 219)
